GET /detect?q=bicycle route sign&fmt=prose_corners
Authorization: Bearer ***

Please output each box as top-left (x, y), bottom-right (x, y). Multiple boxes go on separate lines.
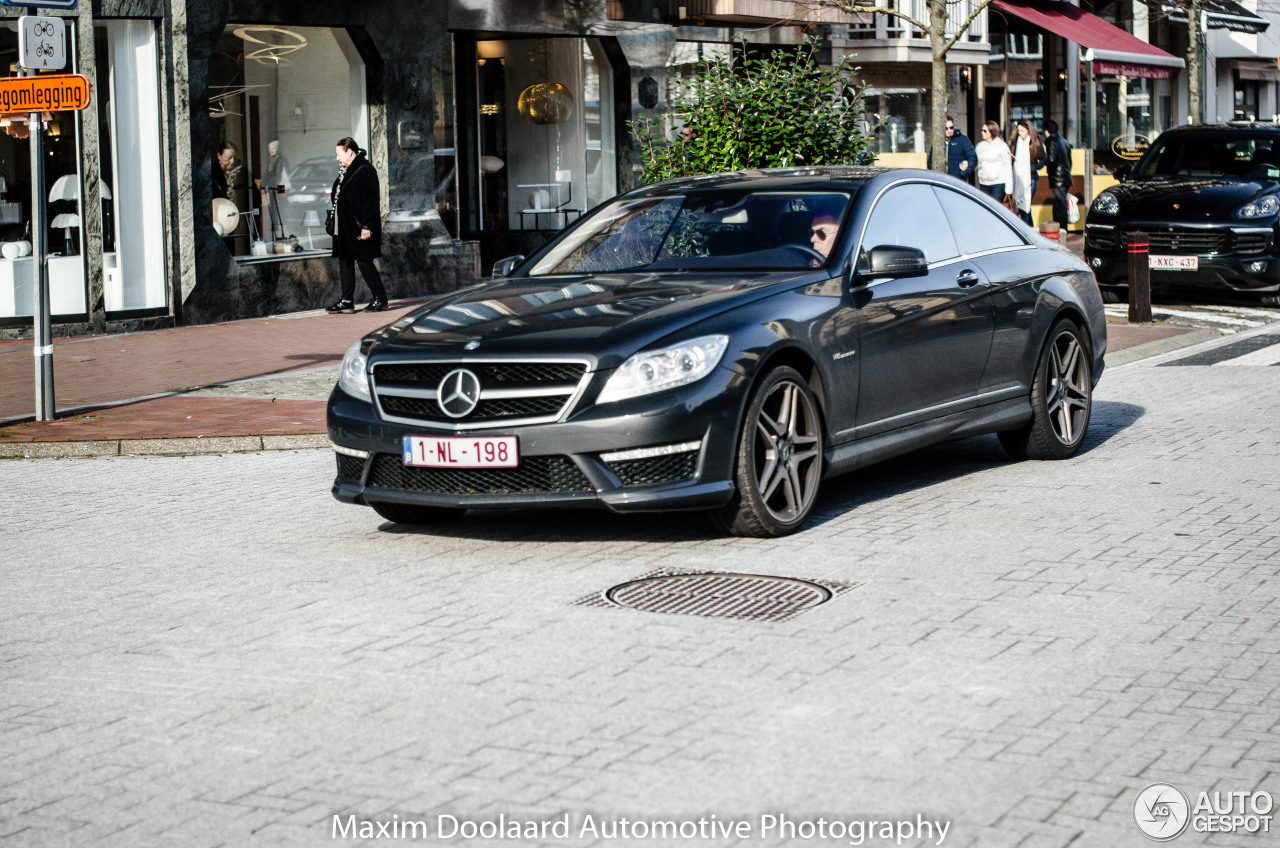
top-left (18, 16), bottom-right (67, 71)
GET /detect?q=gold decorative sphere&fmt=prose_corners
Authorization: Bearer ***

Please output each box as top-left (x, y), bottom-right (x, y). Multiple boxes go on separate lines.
top-left (518, 83), bottom-right (574, 125)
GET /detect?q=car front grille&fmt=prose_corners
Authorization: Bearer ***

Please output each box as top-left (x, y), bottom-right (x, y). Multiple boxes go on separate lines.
top-left (609, 451), bottom-right (699, 487)
top-left (1086, 228), bottom-right (1119, 251)
top-left (1117, 227), bottom-right (1276, 256)
top-left (366, 453), bottom-right (594, 495)
top-left (371, 359), bottom-right (590, 429)
top-left (1233, 231), bottom-right (1271, 254)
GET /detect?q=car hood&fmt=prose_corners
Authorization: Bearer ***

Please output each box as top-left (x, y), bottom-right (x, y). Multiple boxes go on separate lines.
top-left (370, 271), bottom-right (817, 362)
top-left (1109, 177), bottom-right (1277, 221)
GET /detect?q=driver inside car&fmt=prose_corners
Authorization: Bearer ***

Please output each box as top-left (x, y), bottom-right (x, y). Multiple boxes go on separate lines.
top-left (809, 213), bottom-right (840, 258)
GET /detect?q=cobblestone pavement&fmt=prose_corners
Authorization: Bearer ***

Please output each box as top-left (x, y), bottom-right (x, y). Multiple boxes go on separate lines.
top-left (2, 330), bottom-right (1278, 848)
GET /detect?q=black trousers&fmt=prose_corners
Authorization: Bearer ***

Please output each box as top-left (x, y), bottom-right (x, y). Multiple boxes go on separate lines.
top-left (339, 259), bottom-right (387, 302)
top-left (1051, 185), bottom-right (1070, 229)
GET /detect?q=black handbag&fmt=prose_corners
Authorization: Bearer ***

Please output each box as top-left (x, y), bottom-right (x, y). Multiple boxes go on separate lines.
top-left (324, 208), bottom-right (335, 236)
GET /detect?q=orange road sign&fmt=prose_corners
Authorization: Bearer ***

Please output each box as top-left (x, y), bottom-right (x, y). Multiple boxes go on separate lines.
top-left (0, 73), bottom-right (90, 115)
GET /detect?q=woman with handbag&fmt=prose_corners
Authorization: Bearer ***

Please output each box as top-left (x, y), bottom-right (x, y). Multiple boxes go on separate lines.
top-left (975, 121), bottom-right (1014, 208)
top-left (325, 137), bottom-right (389, 314)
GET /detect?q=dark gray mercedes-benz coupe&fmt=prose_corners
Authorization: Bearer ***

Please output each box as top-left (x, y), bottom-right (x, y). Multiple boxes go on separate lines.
top-left (328, 167), bottom-right (1107, 537)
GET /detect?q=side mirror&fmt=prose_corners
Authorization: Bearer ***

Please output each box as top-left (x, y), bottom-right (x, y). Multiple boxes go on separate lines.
top-left (1114, 163), bottom-right (1134, 182)
top-left (491, 255), bottom-right (525, 278)
top-left (857, 245), bottom-right (928, 279)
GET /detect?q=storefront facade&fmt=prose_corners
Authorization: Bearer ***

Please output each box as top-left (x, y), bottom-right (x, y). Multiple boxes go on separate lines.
top-left (1, 0), bottom-right (759, 337)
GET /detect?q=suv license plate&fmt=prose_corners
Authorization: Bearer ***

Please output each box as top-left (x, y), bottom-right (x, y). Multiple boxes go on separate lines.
top-left (1149, 255), bottom-right (1198, 270)
top-left (403, 435), bottom-right (519, 468)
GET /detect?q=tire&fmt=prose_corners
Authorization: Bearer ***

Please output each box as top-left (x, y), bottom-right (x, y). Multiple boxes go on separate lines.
top-left (710, 366), bottom-right (825, 538)
top-left (1100, 286), bottom-right (1126, 304)
top-left (999, 318), bottom-right (1093, 460)
top-left (371, 501), bottom-right (466, 525)
top-left (1261, 294), bottom-right (1280, 307)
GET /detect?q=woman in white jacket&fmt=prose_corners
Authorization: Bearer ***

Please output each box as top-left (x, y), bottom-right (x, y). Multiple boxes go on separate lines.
top-left (1011, 119), bottom-right (1044, 225)
top-left (975, 121), bottom-right (1013, 204)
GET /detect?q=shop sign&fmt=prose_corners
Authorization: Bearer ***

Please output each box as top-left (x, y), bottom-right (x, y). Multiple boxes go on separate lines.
top-left (0, 73), bottom-right (91, 115)
top-left (1111, 133), bottom-right (1150, 161)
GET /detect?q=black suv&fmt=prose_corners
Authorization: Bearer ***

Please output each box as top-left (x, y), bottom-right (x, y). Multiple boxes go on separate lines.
top-left (1085, 123), bottom-right (1280, 305)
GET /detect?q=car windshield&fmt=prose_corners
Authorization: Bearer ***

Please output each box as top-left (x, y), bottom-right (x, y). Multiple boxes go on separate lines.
top-left (525, 189), bottom-right (855, 276)
top-left (1135, 133), bottom-right (1280, 180)
top-left (291, 163), bottom-right (334, 184)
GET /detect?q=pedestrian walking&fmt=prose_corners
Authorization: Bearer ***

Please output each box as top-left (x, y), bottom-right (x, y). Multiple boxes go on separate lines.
top-left (1042, 119), bottom-right (1074, 230)
top-left (927, 116), bottom-right (977, 183)
top-left (1011, 119), bottom-right (1044, 225)
top-left (975, 121), bottom-right (1013, 205)
top-left (326, 137), bottom-right (388, 314)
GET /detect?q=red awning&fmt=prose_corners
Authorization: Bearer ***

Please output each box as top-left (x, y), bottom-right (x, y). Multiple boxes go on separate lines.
top-left (991, 0), bottom-right (1185, 79)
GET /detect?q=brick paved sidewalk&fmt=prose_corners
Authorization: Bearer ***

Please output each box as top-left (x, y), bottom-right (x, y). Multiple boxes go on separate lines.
top-left (0, 277), bottom-right (1203, 455)
top-left (0, 301), bottom-right (423, 448)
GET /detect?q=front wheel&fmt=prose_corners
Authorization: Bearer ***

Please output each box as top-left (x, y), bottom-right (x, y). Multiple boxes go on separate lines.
top-left (999, 318), bottom-right (1093, 460)
top-left (371, 501), bottom-right (466, 525)
top-left (710, 366), bottom-right (825, 538)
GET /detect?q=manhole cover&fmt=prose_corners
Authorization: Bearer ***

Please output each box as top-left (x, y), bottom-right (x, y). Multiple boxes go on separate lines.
top-left (576, 569), bottom-right (859, 622)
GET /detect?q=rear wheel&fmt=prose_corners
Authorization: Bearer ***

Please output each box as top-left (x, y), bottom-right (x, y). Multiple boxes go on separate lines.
top-left (371, 501), bottom-right (466, 525)
top-left (1261, 294), bottom-right (1280, 307)
top-left (710, 366), bottom-right (824, 538)
top-left (999, 318), bottom-right (1093, 460)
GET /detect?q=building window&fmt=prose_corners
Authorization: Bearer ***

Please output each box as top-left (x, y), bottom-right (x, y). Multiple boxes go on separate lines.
top-left (209, 25), bottom-right (369, 258)
top-left (471, 37), bottom-right (616, 232)
top-left (865, 89), bottom-right (929, 155)
top-left (96, 20), bottom-right (166, 314)
top-left (0, 27), bottom-right (87, 324)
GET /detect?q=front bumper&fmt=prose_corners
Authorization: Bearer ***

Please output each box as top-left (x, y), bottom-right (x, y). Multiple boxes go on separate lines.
top-left (327, 367), bottom-right (747, 514)
top-left (1085, 222), bottom-right (1280, 293)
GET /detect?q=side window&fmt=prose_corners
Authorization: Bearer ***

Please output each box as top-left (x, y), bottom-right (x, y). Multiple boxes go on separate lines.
top-left (859, 183), bottom-right (959, 264)
top-left (934, 187), bottom-right (1027, 253)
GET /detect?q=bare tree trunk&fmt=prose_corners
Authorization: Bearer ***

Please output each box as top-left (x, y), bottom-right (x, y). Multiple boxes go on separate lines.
top-left (930, 0), bottom-right (949, 173)
top-left (1188, 0), bottom-right (1201, 124)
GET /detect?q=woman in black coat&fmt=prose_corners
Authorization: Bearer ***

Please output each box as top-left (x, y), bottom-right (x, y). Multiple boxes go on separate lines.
top-left (326, 137), bottom-right (388, 313)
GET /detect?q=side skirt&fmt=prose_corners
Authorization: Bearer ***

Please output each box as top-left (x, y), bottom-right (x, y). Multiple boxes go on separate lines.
top-left (824, 398), bottom-right (1031, 479)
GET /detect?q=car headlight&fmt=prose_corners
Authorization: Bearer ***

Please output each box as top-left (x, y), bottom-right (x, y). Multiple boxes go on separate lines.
top-left (1234, 195), bottom-right (1280, 219)
top-left (338, 340), bottom-right (371, 402)
top-left (1090, 191), bottom-right (1119, 216)
top-left (597, 335), bottom-right (729, 404)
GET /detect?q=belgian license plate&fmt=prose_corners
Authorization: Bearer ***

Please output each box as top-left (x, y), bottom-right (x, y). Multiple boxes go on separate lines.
top-left (403, 435), bottom-right (519, 468)
top-left (1150, 255), bottom-right (1198, 270)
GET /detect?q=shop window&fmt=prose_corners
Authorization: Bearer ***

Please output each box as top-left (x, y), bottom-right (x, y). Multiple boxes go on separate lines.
top-left (432, 36), bottom-right (457, 238)
top-left (0, 28), bottom-right (87, 323)
top-left (210, 25), bottom-right (368, 258)
top-left (865, 90), bottom-right (929, 155)
top-left (472, 37), bottom-right (616, 232)
top-left (96, 20), bottom-right (166, 314)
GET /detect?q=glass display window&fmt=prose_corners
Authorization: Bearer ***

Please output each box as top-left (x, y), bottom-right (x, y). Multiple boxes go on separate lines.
top-left (209, 25), bottom-right (369, 258)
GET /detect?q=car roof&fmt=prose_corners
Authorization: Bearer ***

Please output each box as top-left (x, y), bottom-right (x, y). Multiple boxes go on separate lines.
top-left (629, 166), bottom-right (927, 197)
top-left (1160, 122), bottom-right (1280, 136)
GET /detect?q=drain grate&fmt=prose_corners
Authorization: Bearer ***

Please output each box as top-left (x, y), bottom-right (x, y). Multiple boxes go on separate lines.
top-left (576, 568), bottom-right (860, 622)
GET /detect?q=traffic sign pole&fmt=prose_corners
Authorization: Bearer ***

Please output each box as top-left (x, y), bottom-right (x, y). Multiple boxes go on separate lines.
top-left (27, 69), bottom-right (54, 420)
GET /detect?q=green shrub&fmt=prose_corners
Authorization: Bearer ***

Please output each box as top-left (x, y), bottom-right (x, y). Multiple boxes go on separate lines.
top-left (632, 34), bottom-right (876, 184)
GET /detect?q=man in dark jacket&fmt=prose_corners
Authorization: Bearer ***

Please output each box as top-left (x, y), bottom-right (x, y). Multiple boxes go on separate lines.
top-left (928, 116), bottom-right (977, 183)
top-left (1043, 119), bottom-right (1073, 229)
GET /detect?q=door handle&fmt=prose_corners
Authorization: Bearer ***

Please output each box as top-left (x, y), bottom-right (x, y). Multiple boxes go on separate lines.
top-left (956, 270), bottom-right (980, 288)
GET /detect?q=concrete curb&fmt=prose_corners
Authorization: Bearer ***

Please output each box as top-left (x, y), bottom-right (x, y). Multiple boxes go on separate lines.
top-left (0, 433), bottom-right (329, 459)
top-left (1104, 327), bottom-right (1222, 368)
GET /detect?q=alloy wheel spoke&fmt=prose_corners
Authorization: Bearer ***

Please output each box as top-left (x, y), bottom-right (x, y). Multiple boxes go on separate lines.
top-left (781, 462), bottom-right (802, 515)
top-left (757, 452), bottom-right (782, 502)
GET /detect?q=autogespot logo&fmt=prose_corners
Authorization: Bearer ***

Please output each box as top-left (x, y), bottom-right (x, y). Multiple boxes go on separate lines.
top-left (1134, 783), bottom-right (1191, 841)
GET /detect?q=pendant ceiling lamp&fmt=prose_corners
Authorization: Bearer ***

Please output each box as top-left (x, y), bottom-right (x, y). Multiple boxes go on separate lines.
top-left (518, 83), bottom-right (573, 125)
